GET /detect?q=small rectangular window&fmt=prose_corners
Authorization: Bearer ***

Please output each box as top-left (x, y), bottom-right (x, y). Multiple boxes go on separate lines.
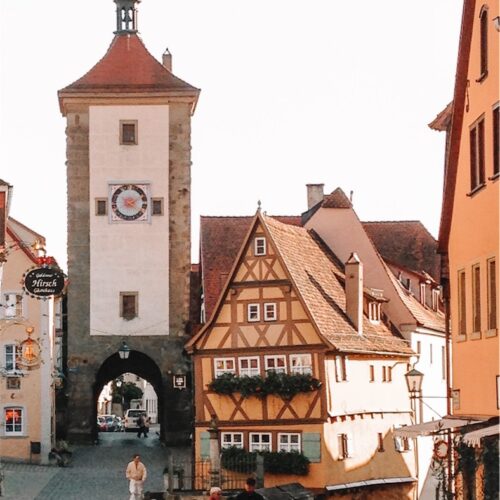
top-left (4, 344), bottom-right (20, 371)
top-left (487, 259), bottom-right (497, 330)
top-left (452, 389), bottom-right (461, 410)
top-left (479, 8), bottom-right (488, 78)
top-left (247, 304), bottom-right (260, 322)
top-left (239, 357), bottom-right (260, 377)
top-left (290, 354), bottom-right (312, 375)
top-left (6, 377), bottom-right (21, 390)
top-left (120, 120), bottom-right (138, 145)
top-left (472, 264), bottom-right (481, 333)
top-left (254, 237), bottom-right (266, 256)
top-left (2, 293), bottom-right (23, 319)
top-left (369, 302), bottom-right (380, 322)
top-left (394, 435), bottom-right (411, 452)
top-left (214, 358), bottom-right (236, 378)
top-left (278, 433), bottom-right (301, 452)
top-left (493, 106), bottom-right (499, 177)
top-left (369, 365), bottom-right (375, 382)
top-left (458, 270), bottom-right (467, 336)
top-left (120, 292), bottom-right (138, 320)
top-left (221, 432), bottom-right (243, 449)
top-left (264, 303), bottom-right (277, 321)
top-left (4, 407), bottom-right (23, 435)
top-left (95, 198), bottom-right (107, 216)
top-left (152, 198), bottom-right (164, 216)
top-left (382, 366), bottom-right (392, 382)
top-left (432, 289), bottom-right (440, 311)
top-left (249, 433), bottom-right (271, 452)
top-left (265, 355), bottom-right (286, 374)
top-left (335, 356), bottom-right (348, 382)
top-left (420, 283), bottom-right (426, 305)
top-left (338, 433), bottom-right (351, 459)
top-left (441, 346), bottom-right (446, 380)
top-left (416, 341), bottom-right (421, 354)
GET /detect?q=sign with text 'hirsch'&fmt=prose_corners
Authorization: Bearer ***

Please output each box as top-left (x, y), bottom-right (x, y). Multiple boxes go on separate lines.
top-left (23, 267), bottom-right (66, 299)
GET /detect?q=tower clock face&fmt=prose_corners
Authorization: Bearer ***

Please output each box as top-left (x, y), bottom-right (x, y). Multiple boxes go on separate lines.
top-left (110, 184), bottom-right (149, 221)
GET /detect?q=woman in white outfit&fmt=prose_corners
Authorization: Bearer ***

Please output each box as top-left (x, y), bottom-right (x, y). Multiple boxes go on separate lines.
top-left (126, 453), bottom-right (147, 500)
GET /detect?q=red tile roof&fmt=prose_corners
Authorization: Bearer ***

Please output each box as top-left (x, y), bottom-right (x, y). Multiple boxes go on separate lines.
top-left (58, 34), bottom-right (199, 105)
top-left (363, 221), bottom-right (440, 281)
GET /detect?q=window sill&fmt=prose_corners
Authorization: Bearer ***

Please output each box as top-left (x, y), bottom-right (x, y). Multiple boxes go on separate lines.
top-left (457, 334), bottom-right (467, 342)
top-left (488, 172), bottom-right (500, 182)
top-left (1, 434), bottom-right (27, 439)
top-left (475, 71), bottom-right (488, 83)
top-left (485, 328), bottom-right (498, 338)
top-left (470, 331), bottom-right (482, 340)
top-left (467, 183), bottom-right (486, 197)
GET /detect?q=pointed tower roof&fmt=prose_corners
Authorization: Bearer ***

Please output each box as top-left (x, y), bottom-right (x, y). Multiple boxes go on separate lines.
top-left (58, 1), bottom-right (199, 114)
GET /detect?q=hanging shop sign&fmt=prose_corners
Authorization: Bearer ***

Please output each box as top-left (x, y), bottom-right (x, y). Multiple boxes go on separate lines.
top-left (16, 327), bottom-right (41, 370)
top-left (173, 374), bottom-right (187, 390)
top-left (22, 266), bottom-right (66, 299)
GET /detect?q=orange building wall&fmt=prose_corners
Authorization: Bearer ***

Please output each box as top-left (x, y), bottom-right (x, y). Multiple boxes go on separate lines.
top-left (448, 0), bottom-right (499, 418)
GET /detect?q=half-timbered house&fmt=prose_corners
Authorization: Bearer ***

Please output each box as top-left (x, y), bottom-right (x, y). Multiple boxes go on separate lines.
top-left (186, 212), bottom-right (418, 496)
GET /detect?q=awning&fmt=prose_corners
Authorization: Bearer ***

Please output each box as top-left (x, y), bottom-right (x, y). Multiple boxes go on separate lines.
top-left (394, 417), bottom-right (485, 438)
top-left (326, 477), bottom-right (416, 492)
top-left (463, 424), bottom-right (500, 447)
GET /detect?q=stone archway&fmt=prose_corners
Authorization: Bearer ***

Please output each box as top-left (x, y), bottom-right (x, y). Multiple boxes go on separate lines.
top-left (93, 350), bottom-right (163, 443)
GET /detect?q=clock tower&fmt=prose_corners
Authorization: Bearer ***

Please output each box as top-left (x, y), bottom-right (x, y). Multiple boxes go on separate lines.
top-left (58, 0), bottom-right (199, 443)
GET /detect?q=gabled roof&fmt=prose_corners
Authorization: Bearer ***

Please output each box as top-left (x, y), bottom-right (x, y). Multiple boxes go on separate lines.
top-left (362, 220), bottom-right (440, 281)
top-left (301, 187), bottom-right (351, 225)
top-left (190, 213), bottom-right (412, 356)
top-left (428, 102), bottom-right (453, 132)
top-left (199, 215), bottom-right (301, 321)
top-left (438, 0), bottom-right (476, 253)
top-left (58, 34), bottom-right (199, 112)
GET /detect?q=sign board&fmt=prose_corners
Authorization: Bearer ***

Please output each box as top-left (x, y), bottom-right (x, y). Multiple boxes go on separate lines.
top-left (23, 266), bottom-right (66, 299)
top-left (173, 374), bottom-right (186, 390)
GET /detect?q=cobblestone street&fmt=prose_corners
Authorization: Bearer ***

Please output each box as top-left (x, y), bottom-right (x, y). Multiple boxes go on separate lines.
top-left (1, 427), bottom-right (190, 499)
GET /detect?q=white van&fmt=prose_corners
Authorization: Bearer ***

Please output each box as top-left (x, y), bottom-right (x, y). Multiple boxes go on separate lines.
top-left (124, 408), bottom-right (146, 431)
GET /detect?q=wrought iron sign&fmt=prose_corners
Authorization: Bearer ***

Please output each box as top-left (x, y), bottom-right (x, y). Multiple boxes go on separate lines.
top-left (173, 374), bottom-right (186, 390)
top-left (22, 266), bottom-right (66, 299)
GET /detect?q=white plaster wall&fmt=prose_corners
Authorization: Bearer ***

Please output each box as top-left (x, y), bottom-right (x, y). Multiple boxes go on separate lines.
top-left (326, 357), bottom-right (412, 415)
top-left (89, 105), bottom-right (169, 336)
top-left (305, 208), bottom-right (414, 333)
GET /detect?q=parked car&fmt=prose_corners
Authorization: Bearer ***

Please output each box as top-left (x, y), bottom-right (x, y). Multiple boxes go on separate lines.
top-left (98, 414), bottom-right (118, 432)
top-left (124, 409), bottom-right (147, 431)
top-left (97, 416), bottom-right (107, 432)
top-left (114, 416), bottom-right (124, 432)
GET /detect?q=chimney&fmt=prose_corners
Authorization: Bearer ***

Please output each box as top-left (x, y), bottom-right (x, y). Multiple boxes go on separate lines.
top-left (162, 48), bottom-right (172, 72)
top-left (345, 252), bottom-right (363, 335)
top-left (306, 183), bottom-right (324, 209)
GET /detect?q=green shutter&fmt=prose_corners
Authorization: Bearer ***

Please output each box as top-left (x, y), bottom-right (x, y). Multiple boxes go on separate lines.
top-left (302, 433), bottom-right (321, 463)
top-left (200, 431), bottom-right (210, 459)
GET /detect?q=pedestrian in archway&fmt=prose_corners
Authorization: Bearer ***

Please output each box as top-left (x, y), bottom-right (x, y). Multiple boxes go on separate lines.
top-left (126, 453), bottom-right (147, 500)
top-left (137, 413), bottom-right (146, 438)
top-left (144, 415), bottom-right (151, 437)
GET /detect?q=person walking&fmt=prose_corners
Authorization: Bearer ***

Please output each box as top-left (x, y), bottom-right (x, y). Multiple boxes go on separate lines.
top-left (235, 478), bottom-right (264, 500)
top-left (144, 416), bottom-right (151, 437)
top-left (126, 453), bottom-right (147, 500)
top-left (137, 413), bottom-right (145, 438)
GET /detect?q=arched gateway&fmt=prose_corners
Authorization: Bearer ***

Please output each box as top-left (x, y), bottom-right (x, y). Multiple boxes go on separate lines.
top-left (57, 0), bottom-right (200, 444)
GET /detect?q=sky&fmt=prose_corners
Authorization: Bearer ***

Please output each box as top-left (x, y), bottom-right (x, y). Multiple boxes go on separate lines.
top-left (0, 1), bottom-right (463, 271)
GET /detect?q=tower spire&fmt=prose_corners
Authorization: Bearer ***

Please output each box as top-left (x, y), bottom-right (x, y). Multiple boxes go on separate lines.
top-left (114, 0), bottom-right (141, 34)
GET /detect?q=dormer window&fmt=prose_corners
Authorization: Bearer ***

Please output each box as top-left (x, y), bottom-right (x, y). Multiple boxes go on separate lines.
top-left (254, 237), bottom-right (266, 256)
top-left (368, 302), bottom-right (381, 323)
top-left (432, 288), bottom-right (441, 311)
top-left (420, 283), bottom-right (426, 305)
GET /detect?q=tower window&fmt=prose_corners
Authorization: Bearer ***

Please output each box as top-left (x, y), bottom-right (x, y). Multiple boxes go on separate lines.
top-left (152, 198), bottom-right (164, 216)
top-left (120, 120), bottom-right (138, 145)
top-left (120, 292), bottom-right (138, 320)
top-left (95, 198), bottom-right (107, 216)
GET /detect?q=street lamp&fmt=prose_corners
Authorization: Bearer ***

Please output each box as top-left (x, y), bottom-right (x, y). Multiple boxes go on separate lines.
top-left (405, 368), bottom-right (424, 396)
top-left (118, 341), bottom-right (130, 360)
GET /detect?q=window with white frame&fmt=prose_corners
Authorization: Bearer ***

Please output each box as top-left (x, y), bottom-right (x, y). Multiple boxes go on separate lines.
top-left (249, 433), bottom-right (271, 452)
top-left (4, 344), bottom-right (20, 372)
top-left (4, 407), bottom-right (23, 435)
top-left (239, 357), bottom-right (260, 377)
top-left (2, 293), bottom-right (24, 319)
top-left (214, 358), bottom-right (236, 378)
top-left (334, 356), bottom-right (348, 382)
top-left (264, 303), bottom-right (277, 321)
top-left (254, 237), bottom-right (267, 256)
top-left (338, 433), bottom-right (352, 459)
top-left (247, 304), bottom-right (260, 322)
top-left (278, 433), bottom-right (301, 452)
top-left (290, 354), bottom-right (312, 375)
top-left (432, 288), bottom-right (441, 311)
top-left (221, 432), bottom-right (244, 449)
top-left (368, 302), bottom-right (381, 322)
top-left (394, 434), bottom-right (411, 452)
top-left (265, 355), bottom-right (286, 374)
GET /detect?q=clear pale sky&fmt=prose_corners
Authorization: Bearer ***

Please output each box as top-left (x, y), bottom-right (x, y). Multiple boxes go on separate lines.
top-left (0, 1), bottom-right (463, 271)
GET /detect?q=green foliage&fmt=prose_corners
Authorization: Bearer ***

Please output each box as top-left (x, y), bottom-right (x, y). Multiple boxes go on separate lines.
top-left (220, 447), bottom-right (310, 475)
top-left (482, 436), bottom-right (499, 500)
top-left (208, 371), bottom-right (322, 401)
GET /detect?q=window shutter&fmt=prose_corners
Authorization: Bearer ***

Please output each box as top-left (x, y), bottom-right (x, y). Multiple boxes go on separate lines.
top-left (302, 432), bottom-right (321, 463)
top-left (200, 431), bottom-right (210, 459)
